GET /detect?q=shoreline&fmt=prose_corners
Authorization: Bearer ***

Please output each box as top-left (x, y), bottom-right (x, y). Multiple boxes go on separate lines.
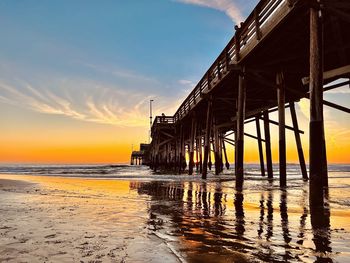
top-left (0, 177), bottom-right (37, 189)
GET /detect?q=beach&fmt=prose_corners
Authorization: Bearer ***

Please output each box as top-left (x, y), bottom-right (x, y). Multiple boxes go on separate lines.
top-left (1, 165), bottom-right (350, 262)
top-left (0, 175), bottom-right (181, 263)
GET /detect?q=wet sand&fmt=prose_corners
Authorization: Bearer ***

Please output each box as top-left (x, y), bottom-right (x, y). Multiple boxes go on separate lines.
top-left (0, 175), bottom-right (181, 263)
top-left (1, 173), bottom-right (350, 262)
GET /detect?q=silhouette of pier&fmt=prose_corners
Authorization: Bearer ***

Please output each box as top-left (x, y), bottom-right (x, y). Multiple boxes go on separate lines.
top-left (142, 0), bottom-right (350, 207)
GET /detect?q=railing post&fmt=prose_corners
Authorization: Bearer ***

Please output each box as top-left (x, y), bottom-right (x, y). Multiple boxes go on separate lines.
top-left (234, 26), bottom-right (241, 62)
top-left (225, 46), bottom-right (230, 71)
top-left (254, 8), bottom-right (262, 40)
top-left (207, 72), bottom-right (211, 90)
top-left (217, 60), bottom-right (222, 80)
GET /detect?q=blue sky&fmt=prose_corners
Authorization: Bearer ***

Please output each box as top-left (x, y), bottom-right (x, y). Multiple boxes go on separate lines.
top-left (0, 0), bottom-right (258, 127)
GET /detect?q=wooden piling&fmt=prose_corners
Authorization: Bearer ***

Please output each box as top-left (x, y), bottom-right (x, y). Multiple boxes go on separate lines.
top-left (189, 118), bottom-right (196, 175)
top-left (153, 137), bottom-right (160, 172)
top-left (176, 139), bottom-right (179, 172)
top-left (199, 136), bottom-right (203, 173)
top-left (222, 139), bottom-right (230, 169)
top-left (214, 125), bottom-right (220, 175)
top-left (309, 3), bottom-right (327, 207)
top-left (255, 116), bottom-right (265, 176)
top-left (236, 70), bottom-right (246, 189)
top-left (277, 71), bottom-right (286, 187)
top-left (263, 111), bottom-right (273, 179)
top-left (195, 137), bottom-right (199, 171)
top-left (208, 136), bottom-right (212, 171)
top-left (202, 99), bottom-right (212, 179)
top-left (218, 133), bottom-right (224, 172)
top-left (167, 143), bottom-right (170, 168)
top-left (181, 131), bottom-right (187, 172)
top-left (290, 102), bottom-right (308, 180)
top-left (180, 125), bottom-right (185, 173)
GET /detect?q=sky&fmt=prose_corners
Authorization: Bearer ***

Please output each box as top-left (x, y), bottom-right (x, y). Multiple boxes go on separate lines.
top-left (0, 0), bottom-right (349, 164)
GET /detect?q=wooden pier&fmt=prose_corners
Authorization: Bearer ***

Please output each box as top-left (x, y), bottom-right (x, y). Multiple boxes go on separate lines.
top-left (143, 0), bottom-right (350, 208)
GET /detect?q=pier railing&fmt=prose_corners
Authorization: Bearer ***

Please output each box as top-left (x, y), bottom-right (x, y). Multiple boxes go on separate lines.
top-left (151, 115), bottom-right (175, 134)
top-left (153, 116), bottom-right (174, 124)
top-left (173, 0), bottom-right (295, 123)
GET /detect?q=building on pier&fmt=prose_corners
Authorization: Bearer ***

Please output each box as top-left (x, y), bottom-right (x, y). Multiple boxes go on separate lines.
top-left (130, 143), bottom-right (150, 165)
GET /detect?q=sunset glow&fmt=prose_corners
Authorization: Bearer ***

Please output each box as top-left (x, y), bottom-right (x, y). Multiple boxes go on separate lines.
top-left (0, 0), bottom-right (349, 164)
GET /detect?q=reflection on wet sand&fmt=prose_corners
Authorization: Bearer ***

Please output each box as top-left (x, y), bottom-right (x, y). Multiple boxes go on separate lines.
top-left (297, 185), bottom-right (308, 246)
top-left (130, 181), bottom-right (335, 262)
top-left (310, 190), bottom-right (332, 263)
top-left (234, 192), bottom-right (245, 239)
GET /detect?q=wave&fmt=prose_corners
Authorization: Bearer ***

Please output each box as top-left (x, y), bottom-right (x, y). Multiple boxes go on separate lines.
top-left (0, 164), bottom-right (349, 181)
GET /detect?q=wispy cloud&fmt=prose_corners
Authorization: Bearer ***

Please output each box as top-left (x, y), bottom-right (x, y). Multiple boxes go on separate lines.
top-left (0, 78), bottom-right (160, 127)
top-left (178, 79), bottom-right (196, 92)
top-left (176, 0), bottom-right (244, 24)
top-left (0, 59), bottom-right (188, 127)
top-left (83, 63), bottom-right (159, 87)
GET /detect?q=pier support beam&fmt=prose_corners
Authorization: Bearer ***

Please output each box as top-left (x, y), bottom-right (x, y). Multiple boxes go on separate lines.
top-left (277, 72), bottom-right (286, 187)
top-left (177, 126), bottom-right (183, 174)
top-left (309, 3), bottom-right (328, 207)
top-left (214, 125), bottom-right (220, 175)
top-left (219, 134), bottom-right (224, 173)
top-left (235, 70), bottom-right (246, 189)
top-left (181, 133), bottom-right (187, 172)
top-left (222, 139), bottom-right (230, 169)
top-left (202, 99), bottom-right (213, 179)
top-left (199, 136), bottom-right (203, 173)
top-left (290, 102), bottom-right (308, 180)
top-left (195, 137), bottom-right (200, 172)
top-left (208, 136), bottom-right (212, 171)
top-left (189, 118), bottom-right (196, 175)
top-left (180, 126), bottom-right (187, 173)
top-left (263, 111), bottom-right (273, 179)
top-left (255, 116), bottom-right (265, 177)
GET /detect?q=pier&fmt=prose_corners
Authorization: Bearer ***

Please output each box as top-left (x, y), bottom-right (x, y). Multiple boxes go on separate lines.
top-left (143, 0), bottom-right (350, 207)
